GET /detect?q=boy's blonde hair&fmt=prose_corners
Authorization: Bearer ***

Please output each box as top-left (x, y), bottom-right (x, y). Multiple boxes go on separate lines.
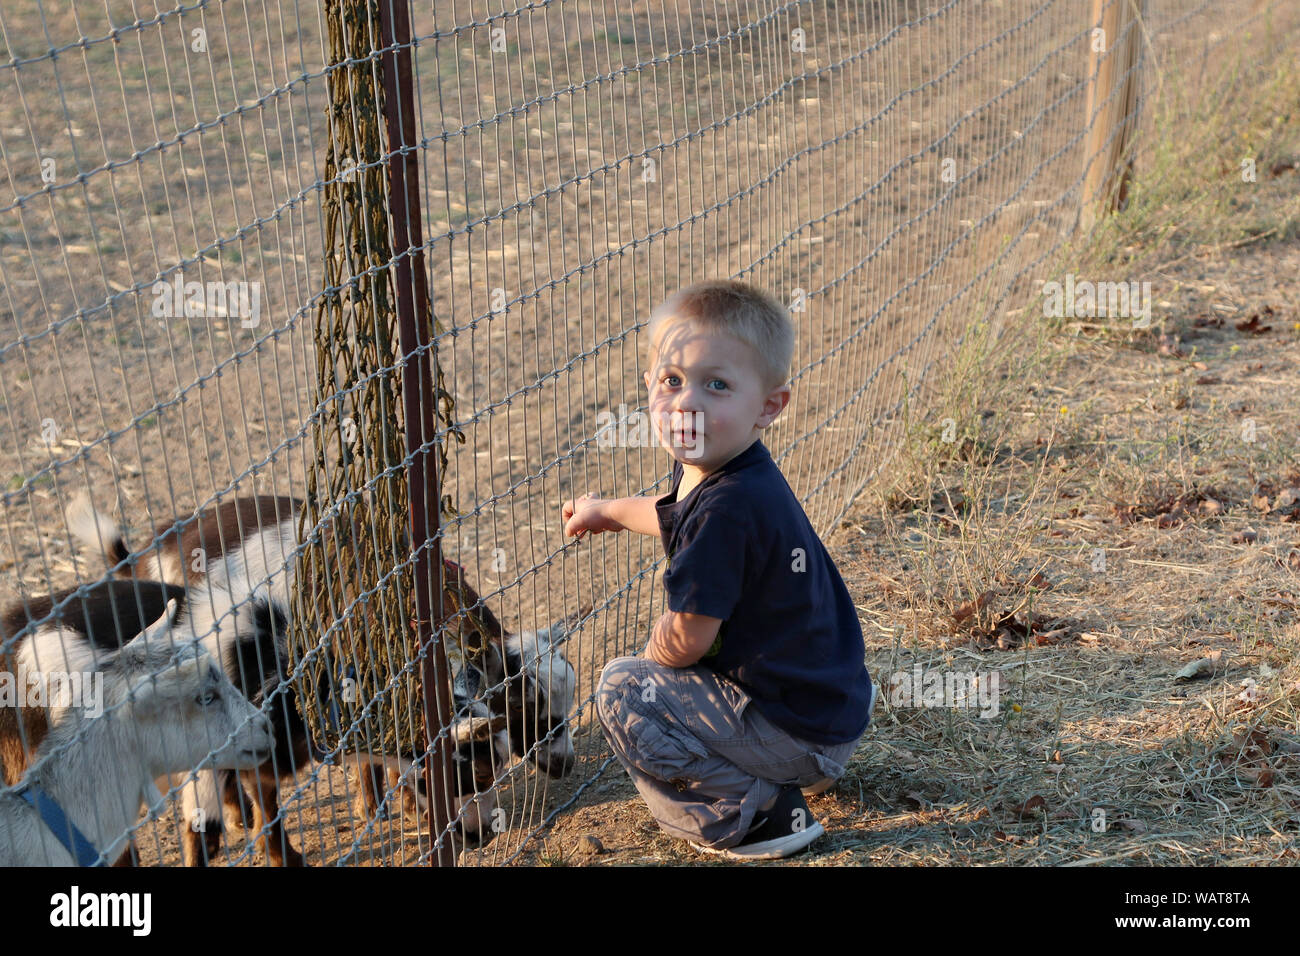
top-left (647, 279), bottom-right (795, 390)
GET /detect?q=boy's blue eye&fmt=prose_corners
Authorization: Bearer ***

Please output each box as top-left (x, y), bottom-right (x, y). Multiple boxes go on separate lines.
top-left (657, 374), bottom-right (727, 390)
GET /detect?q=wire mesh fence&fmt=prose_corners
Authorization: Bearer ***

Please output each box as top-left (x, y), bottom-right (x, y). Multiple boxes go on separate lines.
top-left (1, 0), bottom-right (1296, 865)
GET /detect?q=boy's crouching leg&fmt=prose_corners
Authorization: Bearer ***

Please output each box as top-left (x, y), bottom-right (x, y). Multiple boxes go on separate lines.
top-left (595, 657), bottom-right (777, 850)
top-left (799, 676), bottom-right (876, 797)
top-left (595, 656), bottom-right (698, 779)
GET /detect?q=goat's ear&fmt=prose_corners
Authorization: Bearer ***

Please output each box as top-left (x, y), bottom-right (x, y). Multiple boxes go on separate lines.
top-left (548, 604), bottom-right (592, 641)
top-left (114, 598), bottom-right (180, 669)
top-left (112, 599), bottom-right (194, 710)
top-left (442, 560), bottom-right (507, 661)
top-left (476, 639), bottom-right (507, 685)
top-left (121, 651), bottom-right (205, 714)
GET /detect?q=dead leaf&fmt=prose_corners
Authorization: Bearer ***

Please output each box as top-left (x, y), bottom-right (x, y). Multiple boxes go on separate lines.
top-left (1195, 374), bottom-right (1222, 385)
top-left (1232, 728), bottom-right (1273, 755)
top-left (1011, 795), bottom-right (1048, 818)
top-left (1237, 678), bottom-right (1260, 704)
top-left (1175, 652), bottom-right (1222, 681)
top-left (953, 590), bottom-right (995, 625)
top-left (1033, 627), bottom-right (1069, 645)
top-left (1235, 311), bottom-right (1274, 334)
top-left (1273, 488), bottom-right (1300, 515)
top-left (993, 612), bottom-right (1031, 648)
top-left (1236, 763), bottom-right (1276, 787)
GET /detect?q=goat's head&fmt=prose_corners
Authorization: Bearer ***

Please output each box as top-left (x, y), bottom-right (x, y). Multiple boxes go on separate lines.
top-left (107, 599), bottom-right (275, 775)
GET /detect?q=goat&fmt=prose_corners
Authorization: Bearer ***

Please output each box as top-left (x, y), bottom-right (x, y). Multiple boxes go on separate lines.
top-left (1, 579), bottom-right (186, 788)
top-left (0, 600), bottom-right (274, 866)
top-left (68, 494), bottom-right (553, 862)
top-left (1, 575), bottom-right (301, 862)
top-left (456, 618), bottom-right (582, 779)
top-left (1, 571), bottom-right (507, 864)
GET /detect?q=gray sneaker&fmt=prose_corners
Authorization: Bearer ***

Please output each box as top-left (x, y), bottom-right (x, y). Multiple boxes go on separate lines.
top-left (694, 786), bottom-right (825, 861)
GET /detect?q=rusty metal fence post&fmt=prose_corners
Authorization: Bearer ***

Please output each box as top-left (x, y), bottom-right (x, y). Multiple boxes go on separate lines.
top-left (378, 0), bottom-right (456, 868)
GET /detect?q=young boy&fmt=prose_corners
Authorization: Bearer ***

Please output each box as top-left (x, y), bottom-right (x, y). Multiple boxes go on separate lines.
top-left (562, 279), bottom-right (874, 860)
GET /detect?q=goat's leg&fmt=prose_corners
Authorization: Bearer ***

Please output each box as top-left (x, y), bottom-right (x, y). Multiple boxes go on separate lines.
top-left (349, 751), bottom-right (424, 821)
top-left (180, 771), bottom-right (225, 867)
top-left (348, 750), bottom-right (389, 822)
top-left (220, 769), bottom-right (253, 827)
top-left (111, 842), bottom-right (137, 867)
top-left (242, 765), bottom-right (304, 867)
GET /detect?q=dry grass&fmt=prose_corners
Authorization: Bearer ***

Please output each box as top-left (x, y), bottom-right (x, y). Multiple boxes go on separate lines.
top-left (817, 48), bottom-right (1300, 867)
top-left (535, 36), bottom-right (1300, 867)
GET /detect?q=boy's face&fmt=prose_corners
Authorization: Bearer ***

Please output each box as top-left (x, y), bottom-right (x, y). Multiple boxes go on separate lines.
top-left (643, 319), bottom-right (790, 473)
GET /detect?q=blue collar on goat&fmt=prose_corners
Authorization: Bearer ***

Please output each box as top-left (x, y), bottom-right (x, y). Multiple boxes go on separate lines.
top-left (15, 781), bottom-right (103, 866)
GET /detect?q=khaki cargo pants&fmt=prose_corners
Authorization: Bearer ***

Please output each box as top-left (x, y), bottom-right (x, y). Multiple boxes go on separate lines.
top-left (596, 656), bottom-right (865, 850)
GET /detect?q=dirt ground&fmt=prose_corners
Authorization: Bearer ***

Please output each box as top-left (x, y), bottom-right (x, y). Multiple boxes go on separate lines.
top-left (2, 1), bottom-right (1298, 866)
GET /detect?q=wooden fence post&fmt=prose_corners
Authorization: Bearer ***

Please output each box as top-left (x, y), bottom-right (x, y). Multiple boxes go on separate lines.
top-left (1080, 0), bottom-right (1146, 232)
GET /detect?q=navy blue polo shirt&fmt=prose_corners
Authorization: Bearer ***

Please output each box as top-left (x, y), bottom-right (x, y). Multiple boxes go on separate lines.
top-left (654, 439), bottom-right (872, 745)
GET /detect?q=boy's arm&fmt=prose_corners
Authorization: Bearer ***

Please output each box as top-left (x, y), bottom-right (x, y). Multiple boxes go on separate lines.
top-left (605, 495), bottom-right (661, 536)
top-left (645, 610), bottom-right (722, 668)
top-left (563, 494), bottom-right (661, 537)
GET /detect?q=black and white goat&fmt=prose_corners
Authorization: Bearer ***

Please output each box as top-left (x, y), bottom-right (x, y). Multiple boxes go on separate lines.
top-left (69, 494), bottom-right (579, 861)
top-left (0, 599), bottom-right (274, 866)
